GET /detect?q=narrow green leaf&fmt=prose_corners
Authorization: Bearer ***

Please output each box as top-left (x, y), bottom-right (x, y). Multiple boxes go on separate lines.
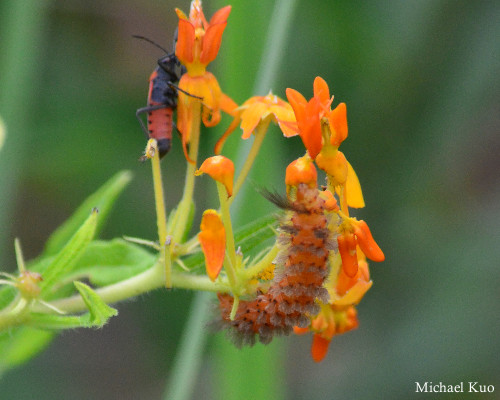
top-left (0, 286), bottom-right (16, 310)
top-left (43, 170), bottom-right (132, 256)
top-left (74, 281), bottom-right (117, 327)
top-left (67, 239), bottom-right (156, 286)
top-left (0, 327), bottom-right (55, 375)
top-left (182, 213), bottom-right (277, 272)
top-left (40, 209), bottom-right (98, 296)
top-left (234, 212), bottom-right (278, 253)
top-left (29, 282), bottom-right (118, 330)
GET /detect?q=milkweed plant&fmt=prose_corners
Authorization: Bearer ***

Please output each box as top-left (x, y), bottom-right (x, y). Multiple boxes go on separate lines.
top-left (0, 0), bottom-right (384, 376)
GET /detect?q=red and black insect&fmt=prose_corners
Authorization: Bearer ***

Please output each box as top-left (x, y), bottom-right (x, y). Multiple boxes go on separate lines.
top-left (134, 35), bottom-right (190, 159)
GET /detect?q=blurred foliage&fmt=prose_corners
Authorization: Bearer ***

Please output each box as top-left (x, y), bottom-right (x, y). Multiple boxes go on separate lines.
top-left (0, 0), bottom-right (499, 399)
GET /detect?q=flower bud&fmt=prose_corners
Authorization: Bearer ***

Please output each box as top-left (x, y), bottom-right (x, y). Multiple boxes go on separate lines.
top-left (196, 155), bottom-right (234, 197)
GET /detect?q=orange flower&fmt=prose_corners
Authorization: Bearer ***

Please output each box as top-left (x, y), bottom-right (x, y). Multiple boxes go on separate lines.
top-left (285, 86), bottom-right (323, 159)
top-left (175, 0), bottom-right (237, 162)
top-left (175, 1), bottom-right (231, 74)
top-left (215, 92), bottom-right (296, 154)
top-left (283, 77), bottom-right (363, 208)
top-left (338, 219), bottom-right (384, 277)
top-left (198, 210), bottom-right (226, 281)
top-left (284, 77), bottom-right (348, 158)
top-left (195, 155), bottom-right (234, 197)
top-left (294, 304), bottom-right (360, 362)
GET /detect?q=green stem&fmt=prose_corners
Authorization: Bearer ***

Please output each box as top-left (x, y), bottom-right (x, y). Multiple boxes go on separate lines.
top-left (149, 139), bottom-right (171, 287)
top-left (0, 297), bottom-right (30, 331)
top-left (29, 263), bottom-right (228, 316)
top-left (217, 182), bottom-right (237, 274)
top-left (172, 103), bottom-right (201, 244)
top-left (228, 119), bottom-right (270, 207)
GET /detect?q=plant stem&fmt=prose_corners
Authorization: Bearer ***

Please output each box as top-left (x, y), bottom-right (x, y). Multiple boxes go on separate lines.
top-left (29, 264), bottom-right (228, 316)
top-left (172, 102), bottom-right (201, 244)
top-left (149, 139), bottom-right (171, 287)
top-left (228, 118), bottom-right (270, 207)
top-left (217, 183), bottom-right (237, 273)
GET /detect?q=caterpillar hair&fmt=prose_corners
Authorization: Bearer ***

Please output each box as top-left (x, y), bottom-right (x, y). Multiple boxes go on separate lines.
top-left (216, 183), bottom-right (335, 347)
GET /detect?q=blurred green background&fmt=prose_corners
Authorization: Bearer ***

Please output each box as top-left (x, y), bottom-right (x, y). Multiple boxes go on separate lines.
top-left (0, 0), bottom-right (499, 399)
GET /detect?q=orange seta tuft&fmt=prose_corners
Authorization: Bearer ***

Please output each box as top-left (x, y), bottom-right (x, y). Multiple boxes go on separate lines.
top-left (198, 210), bottom-right (226, 281)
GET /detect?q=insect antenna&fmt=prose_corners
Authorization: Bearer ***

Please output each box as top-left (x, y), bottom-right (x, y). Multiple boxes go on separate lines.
top-left (132, 35), bottom-right (170, 53)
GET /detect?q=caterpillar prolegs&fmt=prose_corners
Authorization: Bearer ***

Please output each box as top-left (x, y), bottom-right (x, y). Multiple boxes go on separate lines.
top-left (217, 184), bottom-right (336, 347)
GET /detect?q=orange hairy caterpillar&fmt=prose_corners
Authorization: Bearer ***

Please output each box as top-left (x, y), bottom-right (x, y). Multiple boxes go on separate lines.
top-left (217, 184), bottom-right (336, 347)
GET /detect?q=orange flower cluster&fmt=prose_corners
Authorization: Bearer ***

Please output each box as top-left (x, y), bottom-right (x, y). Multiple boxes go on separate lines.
top-left (174, 0), bottom-right (237, 162)
top-left (169, 1), bottom-right (384, 363)
top-left (279, 78), bottom-right (385, 361)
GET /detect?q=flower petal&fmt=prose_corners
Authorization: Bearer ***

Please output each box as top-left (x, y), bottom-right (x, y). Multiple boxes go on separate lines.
top-left (201, 20), bottom-right (228, 65)
top-left (209, 5), bottom-right (232, 25)
top-left (219, 93), bottom-right (238, 116)
top-left (337, 232), bottom-right (359, 278)
top-left (344, 160), bottom-right (365, 208)
top-left (277, 120), bottom-right (299, 137)
top-left (311, 334), bottom-right (331, 362)
top-left (196, 155), bottom-right (234, 197)
top-left (175, 17), bottom-right (195, 64)
top-left (333, 280), bottom-right (373, 306)
top-left (353, 220), bottom-right (385, 262)
top-left (313, 76), bottom-right (331, 105)
top-left (299, 99), bottom-right (323, 158)
top-left (328, 102), bottom-right (348, 146)
top-left (240, 102), bottom-right (267, 139)
top-left (286, 88), bottom-right (307, 128)
top-left (214, 115), bottom-right (241, 155)
top-left (198, 210), bottom-right (226, 281)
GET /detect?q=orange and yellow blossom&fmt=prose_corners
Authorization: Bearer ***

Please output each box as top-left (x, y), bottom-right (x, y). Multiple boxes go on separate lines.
top-left (214, 92), bottom-right (296, 154)
top-left (282, 77), bottom-right (364, 209)
top-left (175, 0), bottom-right (237, 161)
top-left (294, 251), bottom-right (372, 362)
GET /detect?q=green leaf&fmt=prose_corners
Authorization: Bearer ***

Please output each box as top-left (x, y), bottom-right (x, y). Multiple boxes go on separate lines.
top-left (29, 282), bottom-right (117, 330)
top-left (43, 170), bottom-right (132, 256)
top-left (74, 281), bottom-right (118, 326)
top-left (0, 286), bottom-right (16, 311)
top-left (39, 209), bottom-right (98, 296)
top-left (0, 327), bottom-right (55, 375)
top-left (67, 239), bottom-right (156, 286)
top-left (233, 212), bottom-right (278, 252)
top-left (182, 213), bottom-right (277, 272)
